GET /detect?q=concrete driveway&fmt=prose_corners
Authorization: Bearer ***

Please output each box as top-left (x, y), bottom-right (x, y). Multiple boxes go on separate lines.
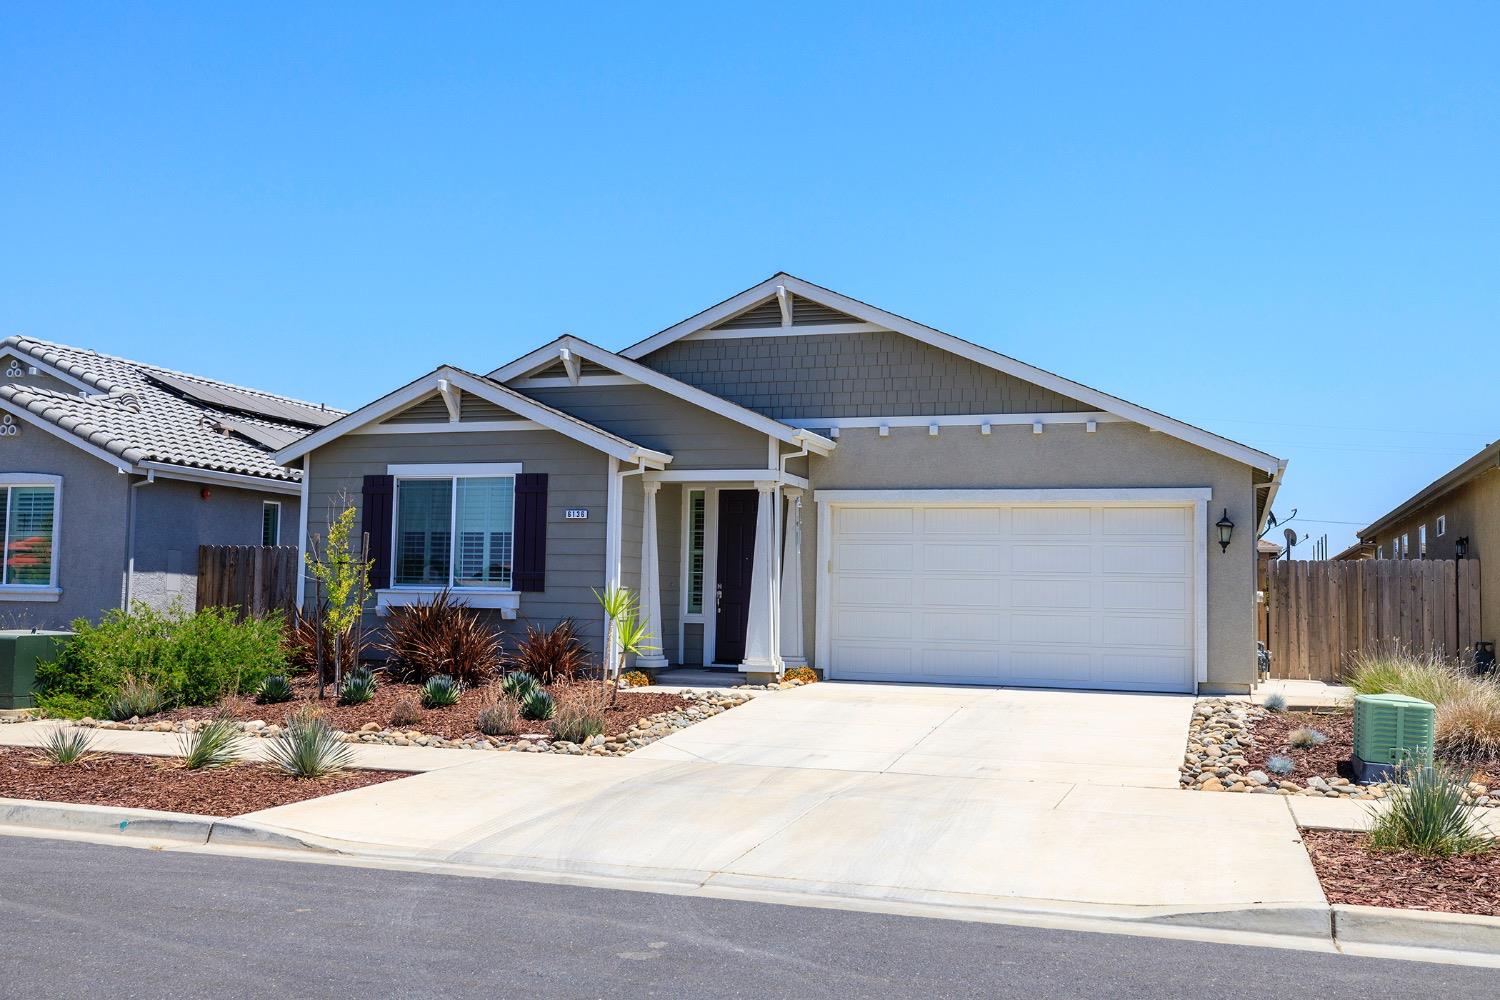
top-left (633, 682), bottom-right (1194, 788)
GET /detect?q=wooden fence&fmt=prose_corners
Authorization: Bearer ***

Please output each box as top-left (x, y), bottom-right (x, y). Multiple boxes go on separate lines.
top-left (195, 545), bottom-right (300, 620)
top-left (1267, 559), bottom-right (1482, 681)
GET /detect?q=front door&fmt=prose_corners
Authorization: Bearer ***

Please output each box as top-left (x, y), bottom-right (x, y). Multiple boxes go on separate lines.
top-left (714, 489), bottom-right (758, 664)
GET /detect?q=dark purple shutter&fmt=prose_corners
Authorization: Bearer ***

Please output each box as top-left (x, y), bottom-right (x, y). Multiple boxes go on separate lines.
top-left (514, 473), bottom-right (548, 592)
top-left (361, 474), bottom-right (394, 590)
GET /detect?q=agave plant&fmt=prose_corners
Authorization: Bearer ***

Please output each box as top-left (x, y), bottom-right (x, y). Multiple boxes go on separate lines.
top-left (37, 726), bottom-right (96, 765)
top-left (264, 707), bottom-right (353, 779)
top-left (255, 674), bottom-right (296, 705)
top-left (1369, 765), bottom-right (1488, 856)
top-left (377, 588), bottom-right (504, 684)
top-left (520, 687), bottom-right (556, 722)
top-left (103, 675), bottom-right (166, 721)
top-left (499, 671), bottom-right (539, 701)
top-left (476, 699), bottom-right (520, 737)
top-left (178, 715), bottom-right (246, 770)
top-left (420, 674), bottom-right (462, 709)
top-left (337, 667), bottom-right (377, 706)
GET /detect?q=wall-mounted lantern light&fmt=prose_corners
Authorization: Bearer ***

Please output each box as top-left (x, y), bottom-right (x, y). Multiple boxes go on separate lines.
top-left (1456, 536), bottom-right (1469, 559)
top-left (1216, 509), bottom-right (1234, 553)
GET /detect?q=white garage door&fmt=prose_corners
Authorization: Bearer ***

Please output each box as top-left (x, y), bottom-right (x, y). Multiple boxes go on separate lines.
top-left (825, 503), bottom-right (1197, 692)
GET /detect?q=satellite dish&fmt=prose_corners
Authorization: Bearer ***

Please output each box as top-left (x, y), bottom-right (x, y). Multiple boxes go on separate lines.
top-left (1283, 527), bottom-right (1298, 551)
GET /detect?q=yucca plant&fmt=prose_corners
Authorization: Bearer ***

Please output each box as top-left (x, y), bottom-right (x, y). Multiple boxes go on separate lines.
top-left (1287, 726), bottom-right (1327, 749)
top-left (264, 707), bottom-right (353, 779)
top-left (103, 675), bottom-right (166, 721)
top-left (377, 588), bottom-right (504, 684)
top-left (256, 673), bottom-right (296, 705)
top-left (37, 726), bottom-right (96, 765)
top-left (594, 585), bottom-right (657, 704)
top-left (520, 687), bottom-right (556, 722)
top-left (420, 674), bottom-right (462, 709)
top-left (499, 671), bottom-right (539, 701)
top-left (476, 699), bottom-right (521, 737)
top-left (508, 619), bottom-right (590, 684)
top-left (337, 666), bottom-right (377, 706)
top-left (178, 715), bottom-right (246, 769)
top-left (1368, 765), bottom-right (1491, 857)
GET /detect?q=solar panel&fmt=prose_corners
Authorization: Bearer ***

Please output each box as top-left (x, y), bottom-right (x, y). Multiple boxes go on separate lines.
top-left (145, 370), bottom-right (339, 427)
top-left (215, 416), bottom-right (304, 451)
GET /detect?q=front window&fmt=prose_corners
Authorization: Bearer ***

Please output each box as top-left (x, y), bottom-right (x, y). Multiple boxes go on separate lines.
top-left (0, 484), bottom-right (57, 586)
top-left (686, 489), bottom-right (706, 614)
top-left (262, 501), bottom-right (281, 546)
top-left (394, 475), bottom-right (514, 589)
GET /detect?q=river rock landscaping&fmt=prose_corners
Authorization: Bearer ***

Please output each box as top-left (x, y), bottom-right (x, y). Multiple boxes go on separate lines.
top-left (1182, 699), bottom-right (1497, 805)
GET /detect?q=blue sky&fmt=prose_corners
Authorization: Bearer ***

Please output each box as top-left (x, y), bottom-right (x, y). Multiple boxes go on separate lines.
top-left (4, 3), bottom-right (1497, 553)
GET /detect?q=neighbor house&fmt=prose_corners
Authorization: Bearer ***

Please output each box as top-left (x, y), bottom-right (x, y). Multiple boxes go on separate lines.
top-left (1353, 439), bottom-right (1498, 636)
top-left (0, 336), bottom-right (338, 628)
top-left (276, 274), bottom-right (1286, 694)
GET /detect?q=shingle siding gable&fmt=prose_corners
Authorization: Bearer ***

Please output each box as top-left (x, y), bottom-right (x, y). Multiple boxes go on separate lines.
top-left (638, 329), bottom-right (1092, 419)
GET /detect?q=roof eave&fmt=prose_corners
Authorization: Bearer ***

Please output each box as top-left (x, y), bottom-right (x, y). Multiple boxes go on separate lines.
top-left (1358, 442), bottom-right (1500, 540)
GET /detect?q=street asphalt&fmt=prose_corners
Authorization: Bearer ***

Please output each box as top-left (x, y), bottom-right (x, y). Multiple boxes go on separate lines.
top-left (0, 834), bottom-right (1491, 999)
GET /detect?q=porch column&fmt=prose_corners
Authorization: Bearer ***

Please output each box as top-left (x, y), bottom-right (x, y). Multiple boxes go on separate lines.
top-left (740, 480), bottom-right (780, 674)
top-left (636, 480), bottom-right (669, 670)
top-left (779, 487), bottom-right (807, 669)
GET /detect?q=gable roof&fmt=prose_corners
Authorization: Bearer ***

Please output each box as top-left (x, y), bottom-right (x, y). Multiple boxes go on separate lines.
top-left (272, 365), bottom-right (673, 467)
top-left (489, 335), bottom-right (836, 455)
top-left (620, 273), bottom-right (1285, 477)
top-left (1357, 439), bottom-right (1500, 541)
top-left (0, 336), bottom-right (340, 487)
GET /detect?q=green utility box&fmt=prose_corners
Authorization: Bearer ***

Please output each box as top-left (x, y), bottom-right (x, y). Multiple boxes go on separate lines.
top-left (0, 630), bottom-right (73, 711)
top-left (1352, 692), bottom-right (1435, 783)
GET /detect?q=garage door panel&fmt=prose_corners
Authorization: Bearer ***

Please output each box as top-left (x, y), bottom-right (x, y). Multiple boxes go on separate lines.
top-left (1102, 614), bottom-right (1191, 648)
top-left (921, 543), bottom-right (1005, 573)
top-left (920, 611), bottom-right (1006, 643)
top-left (922, 507), bottom-right (1003, 534)
top-left (922, 576), bottom-right (1004, 607)
top-left (1101, 506), bottom-right (1190, 535)
top-left (1101, 653), bottom-right (1192, 688)
top-left (833, 575), bottom-right (906, 606)
top-left (919, 647), bottom-right (1000, 678)
top-left (831, 643), bottom-right (912, 677)
top-left (837, 507), bottom-right (913, 534)
top-left (1102, 579), bottom-right (1189, 612)
top-left (1012, 544), bottom-right (1091, 574)
top-left (1012, 506), bottom-right (1091, 536)
top-left (834, 609), bottom-right (913, 641)
top-left (1101, 543), bottom-right (1189, 575)
top-left (1010, 578), bottom-right (1092, 609)
top-left (1012, 613), bottom-right (1092, 644)
top-left (836, 542), bottom-right (914, 572)
top-left (1007, 650), bottom-right (1093, 683)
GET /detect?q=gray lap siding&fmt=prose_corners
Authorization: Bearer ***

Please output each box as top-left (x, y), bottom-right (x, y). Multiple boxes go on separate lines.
top-left (304, 429), bottom-right (612, 659)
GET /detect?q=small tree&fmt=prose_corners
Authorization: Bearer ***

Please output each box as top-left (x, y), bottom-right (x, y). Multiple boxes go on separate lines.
top-left (305, 501), bottom-right (371, 695)
top-left (594, 585), bottom-right (656, 704)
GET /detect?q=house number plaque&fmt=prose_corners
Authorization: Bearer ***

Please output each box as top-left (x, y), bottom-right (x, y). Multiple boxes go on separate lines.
top-left (564, 508), bottom-right (588, 520)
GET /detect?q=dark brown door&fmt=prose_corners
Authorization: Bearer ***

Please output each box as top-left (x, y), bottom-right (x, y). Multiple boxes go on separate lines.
top-left (714, 489), bottom-right (758, 664)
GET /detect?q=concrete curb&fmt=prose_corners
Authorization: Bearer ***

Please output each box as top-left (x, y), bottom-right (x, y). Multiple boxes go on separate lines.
top-left (0, 797), bottom-right (213, 844)
top-left (1334, 904), bottom-right (1500, 955)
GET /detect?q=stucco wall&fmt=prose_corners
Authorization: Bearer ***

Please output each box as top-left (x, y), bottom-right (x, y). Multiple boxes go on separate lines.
top-left (0, 424), bottom-right (128, 628)
top-left (305, 429), bottom-right (613, 659)
top-left (1366, 467), bottom-right (1498, 645)
top-left (800, 421), bottom-right (1260, 692)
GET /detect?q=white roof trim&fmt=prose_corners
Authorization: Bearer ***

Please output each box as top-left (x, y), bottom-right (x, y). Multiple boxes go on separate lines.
top-left (272, 367), bottom-right (671, 468)
top-left (490, 337), bottom-right (836, 456)
top-left (138, 461), bottom-right (303, 495)
top-left (621, 274), bottom-right (1283, 475)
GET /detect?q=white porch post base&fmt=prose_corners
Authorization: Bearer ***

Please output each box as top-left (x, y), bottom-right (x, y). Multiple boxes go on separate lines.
top-left (636, 480), bottom-right (669, 669)
top-left (739, 480), bottom-right (780, 672)
top-left (778, 487), bottom-right (807, 669)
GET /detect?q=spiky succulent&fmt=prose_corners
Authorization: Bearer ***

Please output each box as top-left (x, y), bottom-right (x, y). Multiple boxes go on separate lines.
top-left (264, 708), bottom-right (353, 779)
top-left (520, 687), bottom-right (556, 722)
top-left (1262, 692), bottom-right (1287, 713)
top-left (420, 674), bottom-right (462, 709)
top-left (178, 715), bottom-right (246, 769)
top-left (37, 726), bottom-right (96, 765)
top-left (255, 674), bottom-right (295, 705)
top-left (499, 671), bottom-right (538, 701)
top-left (337, 667), bottom-right (377, 706)
top-left (1265, 755), bottom-right (1295, 777)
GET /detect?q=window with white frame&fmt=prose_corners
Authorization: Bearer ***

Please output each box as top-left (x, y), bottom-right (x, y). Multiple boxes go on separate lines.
top-left (1437, 515), bottom-right (1447, 538)
top-left (0, 480), bottom-right (58, 588)
top-left (261, 501), bottom-right (281, 546)
top-left (1418, 524), bottom-right (1427, 558)
top-left (393, 471), bottom-right (515, 590)
top-left (1377, 544), bottom-right (1384, 559)
top-left (685, 489), bottom-right (706, 614)
top-left (1400, 532), bottom-right (1409, 559)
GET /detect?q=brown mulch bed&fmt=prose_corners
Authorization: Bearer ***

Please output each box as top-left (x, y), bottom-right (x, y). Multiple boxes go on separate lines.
top-left (1244, 710), bottom-right (1358, 784)
top-left (0, 747), bottom-right (400, 817)
top-left (148, 674), bottom-right (692, 741)
top-left (1302, 829), bottom-right (1500, 916)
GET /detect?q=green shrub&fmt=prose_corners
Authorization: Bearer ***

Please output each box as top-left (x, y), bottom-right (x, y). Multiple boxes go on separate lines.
top-left (264, 707), bottom-right (352, 779)
top-left (337, 667), bottom-right (377, 706)
top-left (102, 675), bottom-right (166, 721)
top-left (178, 716), bottom-right (246, 770)
top-left (499, 671), bottom-right (538, 701)
top-left (476, 699), bottom-right (520, 737)
top-left (255, 674), bottom-right (295, 705)
top-left (520, 687), bottom-right (555, 722)
top-left (1368, 765), bottom-right (1491, 857)
top-left (420, 674), bottom-right (462, 709)
top-left (37, 726), bottom-right (95, 765)
top-left (34, 603), bottom-right (288, 718)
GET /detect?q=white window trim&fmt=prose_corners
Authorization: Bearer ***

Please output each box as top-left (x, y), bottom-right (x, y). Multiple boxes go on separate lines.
top-left (386, 462), bottom-right (522, 593)
top-left (1436, 515), bottom-right (1447, 538)
top-left (1377, 545), bottom-right (1385, 559)
top-left (679, 488), bottom-right (707, 621)
top-left (1418, 523), bottom-right (1428, 559)
top-left (0, 473), bottom-right (62, 598)
top-left (262, 500), bottom-right (282, 546)
top-left (1400, 533), bottom-right (1410, 559)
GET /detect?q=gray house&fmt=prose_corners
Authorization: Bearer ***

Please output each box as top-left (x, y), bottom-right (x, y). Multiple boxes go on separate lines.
top-left (277, 275), bottom-right (1286, 694)
top-left (0, 336), bottom-right (336, 628)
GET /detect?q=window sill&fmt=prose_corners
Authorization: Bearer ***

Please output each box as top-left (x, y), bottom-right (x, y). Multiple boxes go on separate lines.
top-left (0, 587), bottom-right (61, 603)
top-left (375, 588), bottom-right (520, 618)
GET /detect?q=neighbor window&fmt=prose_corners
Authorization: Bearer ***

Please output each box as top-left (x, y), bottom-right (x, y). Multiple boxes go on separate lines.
top-left (1437, 515), bottom-right (1447, 538)
top-left (1376, 545), bottom-right (1384, 559)
top-left (686, 489), bottom-right (706, 614)
top-left (1400, 533), bottom-right (1409, 559)
top-left (261, 501), bottom-right (281, 546)
top-left (1418, 524), bottom-right (1428, 558)
top-left (0, 483), bottom-right (57, 587)
top-left (394, 474), bottom-right (514, 589)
